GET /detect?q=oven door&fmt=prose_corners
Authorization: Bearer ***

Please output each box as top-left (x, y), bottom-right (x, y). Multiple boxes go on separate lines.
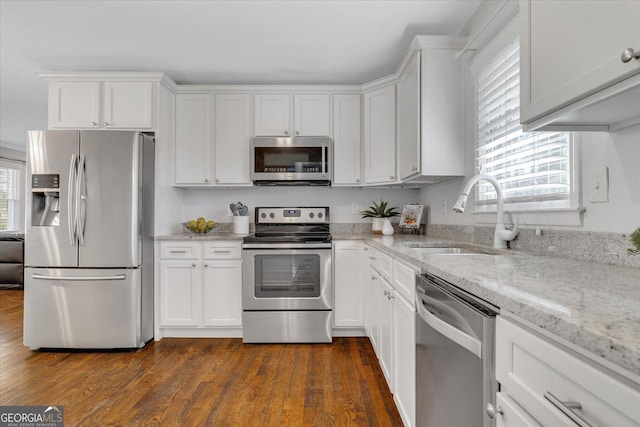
top-left (242, 247), bottom-right (332, 311)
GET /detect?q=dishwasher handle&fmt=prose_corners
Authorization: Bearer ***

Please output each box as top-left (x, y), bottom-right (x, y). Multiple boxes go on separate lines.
top-left (416, 293), bottom-right (482, 358)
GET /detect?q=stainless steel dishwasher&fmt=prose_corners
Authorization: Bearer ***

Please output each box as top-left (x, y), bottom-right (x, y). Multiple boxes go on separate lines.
top-left (416, 273), bottom-right (499, 427)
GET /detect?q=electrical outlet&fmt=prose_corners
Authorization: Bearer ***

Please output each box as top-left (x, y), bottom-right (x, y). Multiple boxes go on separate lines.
top-left (442, 197), bottom-right (447, 214)
top-left (352, 203), bottom-right (359, 214)
top-left (589, 167), bottom-right (609, 203)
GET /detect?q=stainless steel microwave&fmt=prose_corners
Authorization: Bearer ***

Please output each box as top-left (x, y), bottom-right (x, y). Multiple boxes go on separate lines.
top-left (251, 137), bottom-right (332, 186)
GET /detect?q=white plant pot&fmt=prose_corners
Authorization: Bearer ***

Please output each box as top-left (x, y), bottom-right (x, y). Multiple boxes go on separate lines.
top-left (372, 218), bottom-right (383, 234)
top-left (382, 219), bottom-right (394, 236)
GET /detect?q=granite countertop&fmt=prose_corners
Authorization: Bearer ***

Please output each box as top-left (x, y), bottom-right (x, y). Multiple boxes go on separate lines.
top-left (356, 234), bottom-right (640, 380)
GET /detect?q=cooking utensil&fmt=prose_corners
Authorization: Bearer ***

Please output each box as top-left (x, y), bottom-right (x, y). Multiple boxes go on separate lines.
top-left (229, 203), bottom-right (237, 216)
top-left (240, 205), bottom-right (248, 216)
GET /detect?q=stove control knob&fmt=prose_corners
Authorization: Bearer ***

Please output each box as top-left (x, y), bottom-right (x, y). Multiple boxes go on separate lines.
top-left (269, 212), bottom-right (275, 219)
top-left (318, 212), bottom-right (323, 218)
top-left (260, 213), bottom-right (266, 219)
top-left (309, 212), bottom-right (315, 218)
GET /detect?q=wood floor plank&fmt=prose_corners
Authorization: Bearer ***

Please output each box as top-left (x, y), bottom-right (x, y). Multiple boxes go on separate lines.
top-left (0, 290), bottom-right (403, 426)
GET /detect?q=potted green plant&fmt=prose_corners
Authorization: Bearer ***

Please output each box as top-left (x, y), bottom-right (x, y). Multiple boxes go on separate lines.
top-left (360, 199), bottom-right (400, 234)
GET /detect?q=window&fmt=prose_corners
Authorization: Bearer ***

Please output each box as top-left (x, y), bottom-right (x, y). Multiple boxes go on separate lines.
top-left (474, 35), bottom-right (577, 212)
top-left (0, 161), bottom-right (24, 232)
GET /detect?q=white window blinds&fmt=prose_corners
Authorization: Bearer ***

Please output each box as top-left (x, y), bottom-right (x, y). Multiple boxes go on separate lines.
top-left (0, 165), bottom-right (22, 231)
top-left (475, 37), bottom-right (571, 206)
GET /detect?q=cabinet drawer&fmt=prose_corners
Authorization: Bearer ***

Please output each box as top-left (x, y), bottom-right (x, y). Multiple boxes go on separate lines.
top-left (203, 241), bottom-right (242, 260)
top-left (496, 316), bottom-right (640, 427)
top-left (160, 242), bottom-right (201, 259)
top-left (378, 251), bottom-right (392, 283)
top-left (392, 259), bottom-right (418, 304)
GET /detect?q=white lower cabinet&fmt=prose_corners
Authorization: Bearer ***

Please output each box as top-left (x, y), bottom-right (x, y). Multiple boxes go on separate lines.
top-left (365, 244), bottom-right (417, 427)
top-left (332, 241), bottom-right (365, 331)
top-left (495, 392), bottom-right (541, 427)
top-left (158, 240), bottom-right (242, 338)
top-left (496, 315), bottom-right (640, 427)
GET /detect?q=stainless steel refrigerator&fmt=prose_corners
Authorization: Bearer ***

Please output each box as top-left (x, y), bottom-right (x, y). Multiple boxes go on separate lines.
top-left (23, 130), bottom-right (154, 349)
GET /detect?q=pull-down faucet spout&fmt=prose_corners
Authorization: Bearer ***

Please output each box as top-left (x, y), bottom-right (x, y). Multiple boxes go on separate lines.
top-left (453, 174), bottom-right (518, 250)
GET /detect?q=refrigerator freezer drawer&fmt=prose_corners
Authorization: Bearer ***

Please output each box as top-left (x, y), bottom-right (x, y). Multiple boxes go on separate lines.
top-left (24, 267), bottom-right (145, 349)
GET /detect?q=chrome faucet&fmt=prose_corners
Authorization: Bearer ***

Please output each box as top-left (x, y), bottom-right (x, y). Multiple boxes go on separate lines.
top-left (453, 174), bottom-right (518, 250)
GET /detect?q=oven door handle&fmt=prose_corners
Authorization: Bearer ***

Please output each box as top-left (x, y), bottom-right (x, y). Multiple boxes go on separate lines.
top-left (242, 243), bottom-right (332, 250)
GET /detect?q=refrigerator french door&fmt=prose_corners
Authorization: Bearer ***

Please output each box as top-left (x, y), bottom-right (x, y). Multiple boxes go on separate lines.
top-left (24, 130), bottom-right (154, 349)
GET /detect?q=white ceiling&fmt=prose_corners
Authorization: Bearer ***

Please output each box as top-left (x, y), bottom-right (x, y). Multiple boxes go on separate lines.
top-left (0, 0), bottom-right (481, 150)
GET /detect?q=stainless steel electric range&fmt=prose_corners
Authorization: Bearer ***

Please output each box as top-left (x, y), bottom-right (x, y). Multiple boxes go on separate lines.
top-left (241, 207), bottom-right (332, 343)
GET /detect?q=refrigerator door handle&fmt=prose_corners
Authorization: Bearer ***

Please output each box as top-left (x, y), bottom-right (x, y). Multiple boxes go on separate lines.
top-left (76, 154), bottom-right (87, 246)
top-left (31, 273), bottom-right (126, 281)
top-left (67, 154), bottom-right (78, 246)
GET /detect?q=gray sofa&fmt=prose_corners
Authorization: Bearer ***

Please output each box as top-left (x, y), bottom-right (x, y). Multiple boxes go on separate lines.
top-left (0, 234), bottom-right (24, 289)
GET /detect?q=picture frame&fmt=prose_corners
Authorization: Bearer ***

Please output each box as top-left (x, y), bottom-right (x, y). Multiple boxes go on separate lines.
top-left (399, 204), bottom-right (423, 230)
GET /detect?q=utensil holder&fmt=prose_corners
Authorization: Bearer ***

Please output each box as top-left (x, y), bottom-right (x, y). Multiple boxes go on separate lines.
top-left (233, 216), bottom-right (249, 235)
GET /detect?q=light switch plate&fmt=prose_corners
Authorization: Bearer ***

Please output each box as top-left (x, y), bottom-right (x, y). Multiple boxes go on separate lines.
top-left (589, 167), bottom-right (608, 203)
top-left (352, 203), bottom-right (359, 214)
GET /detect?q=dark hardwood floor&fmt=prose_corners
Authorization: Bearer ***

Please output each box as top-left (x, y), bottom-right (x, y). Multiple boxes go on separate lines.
top-left (0, 290), bottom-right (402, 426)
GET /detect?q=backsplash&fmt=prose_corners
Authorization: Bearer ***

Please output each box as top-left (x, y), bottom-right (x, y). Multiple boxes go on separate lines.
top-left (427, 224), bottom-right (640, 269)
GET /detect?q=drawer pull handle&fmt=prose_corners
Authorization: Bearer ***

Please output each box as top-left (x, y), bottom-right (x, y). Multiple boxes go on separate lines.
top-left (544, 392), bottom-right (593, 427)
top-left (169, 250), bottom-right (187, 254)
top-left (213, 250), bottom-right (231, 254)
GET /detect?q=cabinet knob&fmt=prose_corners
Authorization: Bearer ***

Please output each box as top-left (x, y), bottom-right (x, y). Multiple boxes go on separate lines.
top-left (204, 178), bottom-right (209, 183)
top-left (284, 130), bottom-right (289, 135)
top-left (103, 121), bottom-right (110, 126)
top-left (412, 166), bottom-right (418, 172)
top-left (389, 175), bottom-right (395, 180)
top-left (204, 263), bottom-right (209, 267)
top-left (91, 121), bottom-right (98, 127)
top-left (621, 48), bottom-right (640, 63)
top-left (356, 178), bottom-right (361, 183)
top-left (215, 178), bottom-right (219, 183)
top-left (486, 403), bottom-right (503, 419)
top-left (295, 131), bottom-right (300, 136)
top-left (192, 263), bottom-right (197, 268)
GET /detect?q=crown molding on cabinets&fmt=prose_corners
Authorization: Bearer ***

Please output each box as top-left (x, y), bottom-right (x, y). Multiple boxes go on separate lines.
top-left (175, 84), bottom-right (362, 94)
top-left (38, 71), bottom-right (177, 91)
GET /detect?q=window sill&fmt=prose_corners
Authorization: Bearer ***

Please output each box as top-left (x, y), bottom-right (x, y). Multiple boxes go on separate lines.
top-left (472, 207), bottom-right (585, 227)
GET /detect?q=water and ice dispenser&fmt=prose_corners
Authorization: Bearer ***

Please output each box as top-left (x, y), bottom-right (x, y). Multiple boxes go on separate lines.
top-left (31, 174), bottom-right (60, 226)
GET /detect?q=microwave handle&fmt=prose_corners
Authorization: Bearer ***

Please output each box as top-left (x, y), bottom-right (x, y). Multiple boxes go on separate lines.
top-left (322, 145), bottom-right (326, 174)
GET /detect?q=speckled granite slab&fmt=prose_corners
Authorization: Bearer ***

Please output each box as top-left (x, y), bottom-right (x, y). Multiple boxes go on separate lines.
top-left (363, 234), bottom-right (640, 380)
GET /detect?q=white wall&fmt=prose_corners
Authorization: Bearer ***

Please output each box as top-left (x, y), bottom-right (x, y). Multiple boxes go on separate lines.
top-left (419, 1), bottom-right (640, 234)
top-left (177, 186), bottom-right (418, 228)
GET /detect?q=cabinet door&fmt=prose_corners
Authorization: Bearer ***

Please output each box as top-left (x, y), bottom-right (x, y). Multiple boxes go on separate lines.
top-left (203, 260), bottom-right (242, 327)
top-left (368, 265), bottom-right (380, 355)
top-left (521, 0), bottom-right (640, 124)
top-left (174, 94), bottom-right (213, 185)
top-left (159, 261), bottom-right (200, 326)
top-left (333, 241), bottom-right (364, 328)
top-left (332, 94), bottom-right (362, 185)
top-left (293, 94), bottom-right (330, 136)
top-left (379, 279), bottom-right (395, 392)
top-left (214, 94), bottom-right (251, 185)
top-left (254, 94), bottom-right (291, 136)
top-left (102, 81), bottom-right (153, 129)
top-left (364, 85), bottom-right (396, 184)
top-left (496, 392), bottom-right (542, 427)
top-left (397, 51), bottom-right (421, 180)
top-left (394, 293), bottom-right (416, 427)
top-left (48, 82), bottom-right (101, 129)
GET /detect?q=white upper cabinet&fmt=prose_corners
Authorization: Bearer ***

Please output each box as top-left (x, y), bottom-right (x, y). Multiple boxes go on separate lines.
top-left (363, 84), bottom-right (396, 185)
top-left (293, 94), bottom-right (330, 136)
top-left (254, 94), bottom-right (291, 136)
top-left (520, 0), bottom-right (640, 131)
top-left (396, 36), bottom-right (466, 184)
top-left (214, 94), bottom-right (252, 185)
top-left (174, 94), bottom-right (213, 185)
top-left (254, 93), bottom-right (330, 137)
top-left (332, 94), bottom-right (362, 186)
top-left (397, 51), bottom-right (421, 181)
top-left (48, 80), bottom-right (154, 129)
top-left (48, 82), bottom-right (101, 128)
top-left (102, 81), bottom-right (153, 129)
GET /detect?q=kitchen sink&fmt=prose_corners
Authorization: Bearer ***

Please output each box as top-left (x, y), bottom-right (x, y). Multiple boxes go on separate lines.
top-left (404, 243), bottom-right (498, 255)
